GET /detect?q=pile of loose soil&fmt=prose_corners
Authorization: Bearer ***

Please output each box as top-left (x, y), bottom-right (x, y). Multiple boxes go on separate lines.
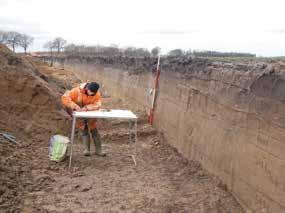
top-left (25, 56), bottom-right (81, 93)
top-left (0, 44), bottom-right (73, 212)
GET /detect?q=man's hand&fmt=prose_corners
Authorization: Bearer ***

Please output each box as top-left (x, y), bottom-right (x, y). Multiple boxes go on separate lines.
top-left (81, 107), bottom-right (88, 112)
top-left (73, 105), bottom-right (82, 111)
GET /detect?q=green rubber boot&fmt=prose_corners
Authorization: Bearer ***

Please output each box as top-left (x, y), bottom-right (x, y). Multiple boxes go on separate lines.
top-left (82, 134), bottom-right (90, 156)
top-left (91, 129), bottom-right (106, 157)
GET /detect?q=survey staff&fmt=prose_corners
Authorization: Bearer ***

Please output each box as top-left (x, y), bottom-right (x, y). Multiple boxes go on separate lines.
top-left (61, 82), bottom-right (106, 157)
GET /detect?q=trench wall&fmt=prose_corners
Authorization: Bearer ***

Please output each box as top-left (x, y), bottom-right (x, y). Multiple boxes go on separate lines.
top-left (64, 59), bottom-right (285, 213)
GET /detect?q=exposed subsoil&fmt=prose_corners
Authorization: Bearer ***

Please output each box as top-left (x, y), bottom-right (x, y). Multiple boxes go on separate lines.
top-left (0, 45), bottom-right (244, 212)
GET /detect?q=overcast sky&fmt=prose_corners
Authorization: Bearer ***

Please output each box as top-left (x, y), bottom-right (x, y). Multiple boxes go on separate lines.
top-left (0, 0), bottom-right (285, 56)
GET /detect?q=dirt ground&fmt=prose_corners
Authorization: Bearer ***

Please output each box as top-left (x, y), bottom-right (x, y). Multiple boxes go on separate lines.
top-left (0, 45), bottom-right (244, 212)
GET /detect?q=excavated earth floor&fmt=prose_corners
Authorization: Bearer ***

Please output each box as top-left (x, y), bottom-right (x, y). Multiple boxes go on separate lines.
top-left (0, 45), bottom-right (244, 213)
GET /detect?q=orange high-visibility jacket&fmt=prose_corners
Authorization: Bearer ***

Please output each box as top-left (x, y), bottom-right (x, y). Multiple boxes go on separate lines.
top-left (61, 83), bottom-right (102, 130)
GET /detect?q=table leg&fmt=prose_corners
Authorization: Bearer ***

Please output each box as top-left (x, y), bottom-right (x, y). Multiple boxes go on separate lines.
top-left (128, 120), bottom-right (132, 144)
top-left (134, 119), bottom-right (137, 155)
top-left (69, 116), bottom-right (76, 168)
top-left (131, 119), bottom-right (138, 166)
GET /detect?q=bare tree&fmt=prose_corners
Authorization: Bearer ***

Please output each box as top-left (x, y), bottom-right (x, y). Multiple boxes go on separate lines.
top-left (19, 34), bottom-right (34, 55)
top-left (185, 49), bottom-right (193, 57)
top-left (6, 31), bottom-right (21, 52)
top-left (102, 46), bottom-right (120, 57)
top-left (123, 47), bottom-right (137, 57)
top-left (64, 43), bottom-right (77, 56)
top-left (0, 31), bottom-right (9, 44)
top-left (53, 37), bottom-right (67, 55)
top-left (0, 31), bottom-right (4, 43)
top-left (65, 43), bottom-right (76, 51)
top-left (168, 49), bottom-right (184, 57)
top-left (151, 46), bottom-right (161, 57)
top-left (135, 48), bottom-right (151, 57)
top-left (44, 41), bottom-right (55, 66)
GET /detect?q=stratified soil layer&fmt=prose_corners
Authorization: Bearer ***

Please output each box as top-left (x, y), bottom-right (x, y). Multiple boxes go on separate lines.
top-left (0, 45), bottom-right (243, 212)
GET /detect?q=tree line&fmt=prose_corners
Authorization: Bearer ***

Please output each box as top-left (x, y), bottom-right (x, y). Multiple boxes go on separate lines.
top-left (64, 44), bottom-right (161, 58)
top-left (63, 44), bottom-right (255, 58)
top-left (0, 30), bottom-right (256, 58)
top-left (43, 37), bottom-right (67, 66)
top-left (0, 30), bottom-right (34, 54)
top-left (167, 49), bottom-right (256, 58)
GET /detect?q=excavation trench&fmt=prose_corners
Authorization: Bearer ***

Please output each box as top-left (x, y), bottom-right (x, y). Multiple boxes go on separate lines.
top-left (63, 56), bottom-right (285, 213)
top-left (0, 45), bottom-right (244, 212)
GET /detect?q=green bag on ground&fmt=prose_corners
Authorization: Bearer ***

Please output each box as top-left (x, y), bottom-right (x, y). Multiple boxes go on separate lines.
top-left (48, 135), bottom-right (70, 162)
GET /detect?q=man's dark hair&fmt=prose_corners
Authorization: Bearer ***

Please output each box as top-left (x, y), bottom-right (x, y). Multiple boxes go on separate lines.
top-left (87, 82), bottom-right (100, 93)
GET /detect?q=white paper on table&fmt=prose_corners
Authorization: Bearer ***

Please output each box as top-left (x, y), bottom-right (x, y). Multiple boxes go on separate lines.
top-left (73, 109), bottom-right (138, 120)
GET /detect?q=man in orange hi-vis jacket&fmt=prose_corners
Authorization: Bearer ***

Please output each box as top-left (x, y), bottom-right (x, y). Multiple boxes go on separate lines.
top-left (61, 82), bottom-right (106, 157)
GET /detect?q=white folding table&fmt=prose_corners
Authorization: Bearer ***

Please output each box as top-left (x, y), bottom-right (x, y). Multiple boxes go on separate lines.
top-left (69, 110), bottom-right (138, 168)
